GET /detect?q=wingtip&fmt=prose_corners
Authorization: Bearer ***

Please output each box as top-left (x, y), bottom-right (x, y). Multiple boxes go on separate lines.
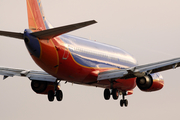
top-left (92, 20), bottom-right (98, 23)
top-left (87, 20), bottom-right (97, 24)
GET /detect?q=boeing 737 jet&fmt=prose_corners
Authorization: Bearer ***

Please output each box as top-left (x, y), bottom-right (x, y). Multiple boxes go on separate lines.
top-left (0, 0), bottom-right (179, 107)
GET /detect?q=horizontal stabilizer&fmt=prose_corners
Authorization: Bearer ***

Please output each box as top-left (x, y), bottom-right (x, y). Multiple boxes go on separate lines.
top-left (31, 20), bottom-right (97, 39)
top-left (0, 31), bottom-right (23, 39)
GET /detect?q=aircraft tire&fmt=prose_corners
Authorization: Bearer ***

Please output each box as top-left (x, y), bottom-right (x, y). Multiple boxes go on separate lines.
top-left (56, 90), bottom-right (63, 101)
top-left (104, 89), bottom-right (110, 100)
top-left (48, 90), bottom-right (54, 102)
top-left (124, 99), bottom-right (128, 107)
top-left (120, 100), bottom-right (123, 107)
top-left (112, 89), bottom-right (119, 100)
top-left (120, 99), bottom-right (128, 107)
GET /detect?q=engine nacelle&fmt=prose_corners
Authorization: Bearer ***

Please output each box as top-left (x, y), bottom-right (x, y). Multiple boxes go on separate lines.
top-left (31, 80), bottom-right (59, 94)
top-left (136, 73), bottom-right (164, 92)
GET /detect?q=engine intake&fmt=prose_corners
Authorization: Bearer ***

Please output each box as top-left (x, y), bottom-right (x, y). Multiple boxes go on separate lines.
top-left (136, 73), bottom-right (164, 92)
top-left (31, 80), bottom-right (47, 93)
top-left (136, 75), bottom-right (153, 90)
top-left (31, 80), bottom-right (59, 94)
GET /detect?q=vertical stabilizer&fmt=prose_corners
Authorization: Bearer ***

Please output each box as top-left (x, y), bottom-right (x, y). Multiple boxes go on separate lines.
top-left (26, 0), bottom-right (47, 30)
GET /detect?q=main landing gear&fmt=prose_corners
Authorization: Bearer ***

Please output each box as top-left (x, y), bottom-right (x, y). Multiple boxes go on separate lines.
top-left (48, 89), bottom-right (63, 102)
top-left (47, 80), bottom-right (63, 102)
top-left (104, 88), bottom-right (128, 107)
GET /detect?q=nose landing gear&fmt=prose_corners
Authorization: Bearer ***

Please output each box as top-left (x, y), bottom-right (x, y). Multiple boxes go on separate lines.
top-left (120, 93), bottom-right (128, 107)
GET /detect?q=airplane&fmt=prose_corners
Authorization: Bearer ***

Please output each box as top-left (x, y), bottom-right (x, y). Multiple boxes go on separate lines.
top-left (0, 0), bottom-right (179, 107)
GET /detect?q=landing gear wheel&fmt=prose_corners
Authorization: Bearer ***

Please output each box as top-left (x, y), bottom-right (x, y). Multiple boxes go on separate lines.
top-left (120, 100), bottom-right (123, 107)
top-left (48, 90), bottom-right (54, 102)
top-left (56, 90), bottom-right (63, 101)
top-left (120, 93), bottom-right (128, 107)
top-left (112, 89), bottom-right (119, 100)
top-left (104, 89), bottom-right (110, 100)
top-left (124, 99), bottom-right (128, 107)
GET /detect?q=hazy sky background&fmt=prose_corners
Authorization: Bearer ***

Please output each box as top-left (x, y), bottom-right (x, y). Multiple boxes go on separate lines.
top-left (0, 0), bottom-right (180, 119)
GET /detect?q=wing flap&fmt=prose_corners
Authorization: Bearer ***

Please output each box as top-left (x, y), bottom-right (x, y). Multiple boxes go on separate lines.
top-left (29, 74), bottom-right (56, 82)
top-left (30, 20), bottom-right (97, 39)
top-left (27, 70), bottom-right (57, 82)
top-left (97, 69), bottom-right (128, 80)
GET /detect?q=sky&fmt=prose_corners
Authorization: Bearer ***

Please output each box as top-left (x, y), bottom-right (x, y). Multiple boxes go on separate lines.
top-left (0, 0), bottom-right (180, 119)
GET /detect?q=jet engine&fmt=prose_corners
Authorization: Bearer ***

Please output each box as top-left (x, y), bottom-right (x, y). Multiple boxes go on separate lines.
top-left (31, 80), bottom-right (59, 94)
top-left (136, 73), bottom-right (164, 92)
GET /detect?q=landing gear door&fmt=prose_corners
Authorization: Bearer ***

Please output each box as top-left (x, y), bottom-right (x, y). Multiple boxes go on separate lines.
top-left (62, 44), bottom-right (69, 60)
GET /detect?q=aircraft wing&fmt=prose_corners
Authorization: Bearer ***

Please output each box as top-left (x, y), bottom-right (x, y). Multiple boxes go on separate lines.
top-left (98, 57), bottom-right (180, 80)
top-left (0, 67), bottom-right (57, 82)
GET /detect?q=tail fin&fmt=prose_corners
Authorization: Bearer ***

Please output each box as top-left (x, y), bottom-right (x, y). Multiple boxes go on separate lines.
top-left (26, 0), bottom-right (47, 30)
top-left (0, 1), bottom-right (97, 40)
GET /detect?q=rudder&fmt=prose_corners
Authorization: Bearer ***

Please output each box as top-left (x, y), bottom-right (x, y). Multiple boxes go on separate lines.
top-left (26, 0), bottom-right (46, 31)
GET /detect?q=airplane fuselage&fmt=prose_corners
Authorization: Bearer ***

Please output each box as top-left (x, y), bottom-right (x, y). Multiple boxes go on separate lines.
top-left (24, 29), bottom-right (138, 91)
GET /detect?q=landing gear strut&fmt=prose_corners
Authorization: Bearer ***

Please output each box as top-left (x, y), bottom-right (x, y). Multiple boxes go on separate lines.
top-left (47, 80), bottom-right (63, 102)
